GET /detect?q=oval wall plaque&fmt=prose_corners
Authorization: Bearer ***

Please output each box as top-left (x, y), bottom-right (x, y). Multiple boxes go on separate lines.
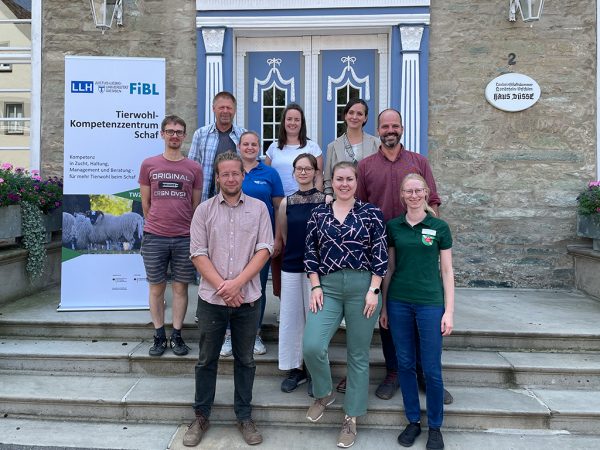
top-left (485, 73), bottom-right (541, 112)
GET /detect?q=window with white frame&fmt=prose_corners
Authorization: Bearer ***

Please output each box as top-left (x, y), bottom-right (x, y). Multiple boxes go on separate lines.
top-left (261, 85), bottom-right (286, 155)
top-left (335, 84), bottom-right (360, 138)
top-left (4, 103), bottom-right (24, 134)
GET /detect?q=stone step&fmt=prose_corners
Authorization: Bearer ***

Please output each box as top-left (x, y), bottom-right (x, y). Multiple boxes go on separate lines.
top-left (1, 419), bottom-right (599, 450)
top-left (0, 417), bottom-right (177, 450)
top-left (2, 338), bottom-right (600, 390)
top-left (2, 287), bottom-right (600, 352)
top-left (1, 373), bottom-right (599, 434)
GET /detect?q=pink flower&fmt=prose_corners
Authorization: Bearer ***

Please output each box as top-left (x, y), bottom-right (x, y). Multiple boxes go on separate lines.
top-left (31, 169), bottom-right (39, 175)
top-left (0, 162), bottom-right (13, 170)
top-left (32, 175), bottom-right (41, 181)
top-left (0, 178), bottom-right (4, 183)
top-left (589, 180), bottom-right (600, 188)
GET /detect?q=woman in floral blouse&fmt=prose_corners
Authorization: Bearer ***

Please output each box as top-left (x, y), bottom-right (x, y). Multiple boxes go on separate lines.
top-left (302, 161), bottom-right (388, 448)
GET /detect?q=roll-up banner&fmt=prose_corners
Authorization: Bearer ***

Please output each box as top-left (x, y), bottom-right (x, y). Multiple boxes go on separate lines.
top-left (60, 56), bottom-right (165, 310)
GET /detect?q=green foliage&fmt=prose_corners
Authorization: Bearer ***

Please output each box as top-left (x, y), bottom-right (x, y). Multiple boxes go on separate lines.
top-left (577, 181), bottom-right (600, 216)
top-left (20, 201), bottom-right (47, 280)
top-left (90, 194), bottom-right (132, 215)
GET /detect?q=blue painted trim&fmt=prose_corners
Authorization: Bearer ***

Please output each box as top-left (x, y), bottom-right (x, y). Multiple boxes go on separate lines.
top-left (197, 7), bottom-right (429, 17)
top-left (196, 28), bottom-right (207, 127)
top-left (419, 25), bottom-right (429, 157)
top-left (390, 25), bottom-right (402, 113)
top-left (222, 28), bottom-right (234, 93)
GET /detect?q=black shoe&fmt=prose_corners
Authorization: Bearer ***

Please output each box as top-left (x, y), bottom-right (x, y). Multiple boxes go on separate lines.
top-left (375, 370), bottom-right (399, 400)
top-left (170, 334), bottom-right (190, 356)
top-left (398, 422), bottom-right (421, 447)
top-left (426, 428), bottom-right (444, 450)
top-left (149, 335), bottom-right (167, 356)
top-left (281, 368), bottom-right (308, 393)
top-left (418, 376), bottom-right (453, 405)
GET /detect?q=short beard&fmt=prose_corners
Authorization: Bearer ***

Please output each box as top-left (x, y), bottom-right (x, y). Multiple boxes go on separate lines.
top-left (381, 134), bottom-right (399, 148)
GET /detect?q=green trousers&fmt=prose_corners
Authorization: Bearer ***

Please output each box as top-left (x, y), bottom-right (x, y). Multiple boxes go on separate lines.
top-left (303, 269), bottom-right (381, 417)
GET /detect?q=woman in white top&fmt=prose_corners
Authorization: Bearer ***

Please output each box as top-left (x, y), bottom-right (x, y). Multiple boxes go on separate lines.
top-left (266, 103), bottom-right (324, 301)
top-left (265, 103), bottom-right (323, 196)
top-left (323, 98), bottom-right (380, 203)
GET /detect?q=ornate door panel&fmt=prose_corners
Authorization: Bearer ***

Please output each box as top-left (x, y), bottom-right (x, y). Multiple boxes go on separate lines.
top-left (320, 49), bottom-right (377, 149)
top-left (237, 35), bottom-right (387, 157)
top-left (247, 51), bottom-right (302, 154)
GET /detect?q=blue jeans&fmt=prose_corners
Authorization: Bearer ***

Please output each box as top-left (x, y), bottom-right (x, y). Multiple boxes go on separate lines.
top-left (387, 300), bottom-right (445, 428)
top-left (194, 297), bottom-right (260, 420)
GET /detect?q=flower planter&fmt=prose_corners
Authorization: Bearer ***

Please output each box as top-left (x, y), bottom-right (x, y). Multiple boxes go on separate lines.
top-left (577, 214), bottom-right (600, 251)
top-left (0, 205), bottom-right (62, 245)
top-left (0, 205), bottom-right (22, 243)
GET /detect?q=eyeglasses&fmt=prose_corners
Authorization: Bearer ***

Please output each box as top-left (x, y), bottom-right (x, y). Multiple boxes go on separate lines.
top-left (164, 129), bottom-right (185, 137)
top-left (402, 188), bottom-right (425, 195)
top-left (294, 166), bottom-right (315, 174)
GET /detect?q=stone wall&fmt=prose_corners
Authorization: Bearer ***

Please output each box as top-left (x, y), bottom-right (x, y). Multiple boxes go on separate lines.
top-left (429, 1), bottom-right (597, 288)
top-left (40, 1), bottom-right (597, 288)
top-left (41, 0), bottom-right (197, 176)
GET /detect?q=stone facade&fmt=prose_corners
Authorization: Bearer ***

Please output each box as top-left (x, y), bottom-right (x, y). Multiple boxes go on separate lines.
top-left (41, 0), bottom-right (198, 176)
top-left (40, 1), bottom-right (598, 289)
top-left (429, 1), bottom-right (597, 288)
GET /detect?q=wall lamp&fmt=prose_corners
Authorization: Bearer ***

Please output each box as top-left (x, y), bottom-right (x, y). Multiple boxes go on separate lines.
top-left (509, 0), bottom-right (544, 22)
top-left (88, 0), bottom-right (123, 34)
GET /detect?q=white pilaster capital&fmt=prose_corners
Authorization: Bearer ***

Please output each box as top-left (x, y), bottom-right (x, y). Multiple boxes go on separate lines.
top-left (202, 28), bottom-right (226, 54)
top-left (399, 26), bottom-right (424, 52)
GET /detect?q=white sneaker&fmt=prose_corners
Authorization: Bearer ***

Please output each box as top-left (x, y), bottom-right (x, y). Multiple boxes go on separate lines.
top-left (220, 333), bottom-right (232, 357)
top-left (253, 334), bottom-right (267, 355)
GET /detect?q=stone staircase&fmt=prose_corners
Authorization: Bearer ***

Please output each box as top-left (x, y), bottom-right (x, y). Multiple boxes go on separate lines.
top-left (1, 286), bottom-right (600, 449)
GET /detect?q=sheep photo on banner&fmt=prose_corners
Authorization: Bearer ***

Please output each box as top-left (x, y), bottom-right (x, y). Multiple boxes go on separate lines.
top-left (60, 56), bottom-right (165, 310)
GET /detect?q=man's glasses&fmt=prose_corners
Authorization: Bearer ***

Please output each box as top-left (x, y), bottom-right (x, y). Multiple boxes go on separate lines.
top-left (164, 129), bottom-right (185, 137)
top-left (402, 188), bottom-right (425, 195)
top-left (295, 166), bottom-right (315, 174)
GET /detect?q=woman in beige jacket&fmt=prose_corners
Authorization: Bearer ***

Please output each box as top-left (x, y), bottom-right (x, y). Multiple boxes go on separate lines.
top-left (323, 98), bottom-right (380, 203)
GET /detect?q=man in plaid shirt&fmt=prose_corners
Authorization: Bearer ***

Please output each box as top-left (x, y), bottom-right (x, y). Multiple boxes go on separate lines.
top-left (188, 91), bottom-right (246, 202)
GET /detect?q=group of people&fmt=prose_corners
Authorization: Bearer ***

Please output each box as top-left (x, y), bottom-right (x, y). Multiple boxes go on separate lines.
top-left (137, 91), bottom-right (455, 450)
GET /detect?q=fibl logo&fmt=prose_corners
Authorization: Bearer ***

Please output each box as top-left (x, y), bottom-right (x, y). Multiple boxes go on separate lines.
top-left (129, 82), bottom-right (159, 95)
top-left (71, 81), bottom-right (93, 94)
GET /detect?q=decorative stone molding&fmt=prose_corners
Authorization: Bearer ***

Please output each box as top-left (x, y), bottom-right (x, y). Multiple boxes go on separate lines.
top-left (400, 26), bottom-right (423, 52)
top-left (197, 14), bottom-right (430, 29)
top-left (197, 1), bottom-right (429, 10)
top-left (202, 28), bottom-right (225, 55)
top-left (201, 27), bottom-right (226, 125)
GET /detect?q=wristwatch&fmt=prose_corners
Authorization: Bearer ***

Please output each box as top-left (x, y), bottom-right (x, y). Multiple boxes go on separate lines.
top-left (369, 286), bottom-right (381, 294)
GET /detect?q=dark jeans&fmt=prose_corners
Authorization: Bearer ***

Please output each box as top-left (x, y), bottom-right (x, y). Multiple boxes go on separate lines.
top-left (194, 297), bottom-right (260, 421)
top-left (387, 300), bottom-right (445, 428)
top-left (257, 260), bottom-right (271, 331)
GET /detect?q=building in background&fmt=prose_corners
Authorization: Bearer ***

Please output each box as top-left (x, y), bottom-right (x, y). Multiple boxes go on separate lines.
top-left (0, 0), bottom-right (39, 169)
top-left (0, 0), bottom-right (596, 290)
